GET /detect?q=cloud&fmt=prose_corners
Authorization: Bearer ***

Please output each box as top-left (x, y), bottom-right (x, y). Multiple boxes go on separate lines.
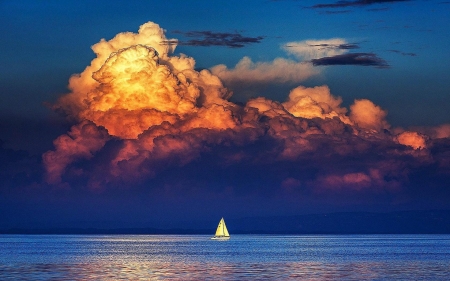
top-left (311, 0), bottom-right (411, 9)
top-left (53, 22), bottom-right (180, 119)
top-left (42, 121), bottom-right (110, 184)
top-left (170, 31), bottom-right (264, 48)
top-left (311, 53), bottom-right (390, 68)
top-left (349, 99), bottom-right (389, 131)
top-left (283, 39), bottom-right (359, 60)
top-left (320, 9), bottom-right (353, 14)
top-left (210, 56), bottom-right (318, 85)
top-left (282, 85), bottom-right (349, 121)
top-left (388, 50), bottom-right (417, 57)
top-left (317, 172), bottom-right (374, 190)
top-left (45, 22), bottom-right (237, 184)
top-left (432, 124), bottom-right (450, 139)
top-left (210, 38), bottom-right (354, 88)
top-left (43, 21), bottom-right (450, 201)
top-left (211, 39), bottom-right (385, 95)
top-left (396, 131), bottom-right (427, 150)
top-left (82, 44), bottom-right (200, 139)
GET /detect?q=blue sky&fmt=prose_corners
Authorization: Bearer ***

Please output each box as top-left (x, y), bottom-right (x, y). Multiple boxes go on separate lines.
top-left (1, 0), bottom-right (450, 229)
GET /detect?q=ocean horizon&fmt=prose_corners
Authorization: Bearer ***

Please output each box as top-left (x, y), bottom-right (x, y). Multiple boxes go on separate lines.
top-left (1, 234), bottom-right (449, 280)
top-left (3, 210), bottom-right (450, 235)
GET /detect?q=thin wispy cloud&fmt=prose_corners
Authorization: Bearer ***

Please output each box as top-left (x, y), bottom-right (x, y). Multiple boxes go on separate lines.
top-left (367, 7), bottom-right (390, 11)
top-left (283, 39), bottom-right (357, 60)
top-left (169, 31), bottom-right (265, 48)
top-left (321, 9), bottom-right (353, 14)
top-left (306, 43), bottom-right (360, 50)
top-left (388, 50), bottom-right (417, 56)
top-left (311, 53), bottom-right (390, 68)
top-left (311, 0), bottom-right (411, 9)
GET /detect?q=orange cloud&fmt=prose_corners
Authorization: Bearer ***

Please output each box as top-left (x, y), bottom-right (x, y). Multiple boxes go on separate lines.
top-left (315, 167), bottom-right (403, 192)
top-left (82, 45), bottom-right (200, 139)
top-left (282, 85), bottom-right (351, 124)
top-left (319, 172), bottom-right (372, 190)
top-left (396, 131), bottom-right (427, 150)
top-left (432, 124), bottom-right (450, 139)
top-left (350, 99), bottom-right (389, 131)
top-left (42, 121), bottom-right (110, 184)
top-left (246, 97), bottom-right (291, 118)
top-left (43, 21), bottom-right (449, 194)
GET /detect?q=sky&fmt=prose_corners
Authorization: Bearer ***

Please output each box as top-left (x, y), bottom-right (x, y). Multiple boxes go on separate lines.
top-left (1, 0), bottom-right (450, 230)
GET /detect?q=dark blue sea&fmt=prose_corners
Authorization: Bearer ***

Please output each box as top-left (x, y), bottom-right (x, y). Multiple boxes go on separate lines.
top-left (1, 234), bottom-right (449, 280)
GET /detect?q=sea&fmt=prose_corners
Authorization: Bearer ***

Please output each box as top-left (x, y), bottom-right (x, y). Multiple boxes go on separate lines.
top-left (0, 234), bottom-right (449, 280)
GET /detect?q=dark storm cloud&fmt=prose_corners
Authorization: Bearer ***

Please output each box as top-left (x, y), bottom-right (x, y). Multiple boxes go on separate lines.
top-left (311, 0), bottom-right (411, 9)
top-left (311, 53), bottom-right (389, 68)
top-left (168, 31), bottom-right (265, 48)
top-left (41, 111), bottom-right (450, 208)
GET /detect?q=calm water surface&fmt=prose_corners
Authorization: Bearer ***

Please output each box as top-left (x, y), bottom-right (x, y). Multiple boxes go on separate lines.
top-left (0, 234), bottom-right (449, 280)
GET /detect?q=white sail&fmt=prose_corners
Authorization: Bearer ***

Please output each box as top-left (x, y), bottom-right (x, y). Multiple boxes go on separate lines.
top-left (212, 217), bottom-right (230, 240)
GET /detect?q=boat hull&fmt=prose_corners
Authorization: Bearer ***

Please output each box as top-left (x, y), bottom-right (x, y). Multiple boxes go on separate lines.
top-left (211, 236), bottom-right (230, 240)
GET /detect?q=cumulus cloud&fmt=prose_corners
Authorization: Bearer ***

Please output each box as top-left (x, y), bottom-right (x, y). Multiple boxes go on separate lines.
top-left (83, 44), bottom-right (201, 139)
top-left (42, 121), bottom-right (110, 184)
top-left (210, 56), bottom-right (318, 85)
top-left (282, 85), bottom-right (349, 120)
top-left (350, 99), bottom-right (389, 131)
top-left (396, 131), bottom-right (427, 150)
top-left (44, 21), bottom-right (450, 197)
top-left (46, 22), bottom-right (237, 183)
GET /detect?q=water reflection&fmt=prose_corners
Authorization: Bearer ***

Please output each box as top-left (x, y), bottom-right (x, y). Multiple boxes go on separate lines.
top-left (2, 260), bottom-right (449, 280)
top-left (0, 235), bottom-right (449, 280)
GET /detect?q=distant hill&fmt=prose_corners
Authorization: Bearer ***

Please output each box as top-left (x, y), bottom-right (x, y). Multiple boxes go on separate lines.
top-left (2, 210), bottom-right (449, 234)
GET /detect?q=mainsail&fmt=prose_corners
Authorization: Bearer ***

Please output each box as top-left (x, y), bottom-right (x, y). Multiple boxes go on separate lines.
top-left (212, 217), bottom-right (230, 239)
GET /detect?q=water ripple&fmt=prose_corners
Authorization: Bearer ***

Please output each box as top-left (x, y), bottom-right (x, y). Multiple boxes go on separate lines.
top-left (0, 234), bottom-right (449, 280)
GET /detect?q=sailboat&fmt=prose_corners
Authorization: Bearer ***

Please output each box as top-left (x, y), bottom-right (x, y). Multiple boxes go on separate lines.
top-left (211, 217), bottom-right (230, 240)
